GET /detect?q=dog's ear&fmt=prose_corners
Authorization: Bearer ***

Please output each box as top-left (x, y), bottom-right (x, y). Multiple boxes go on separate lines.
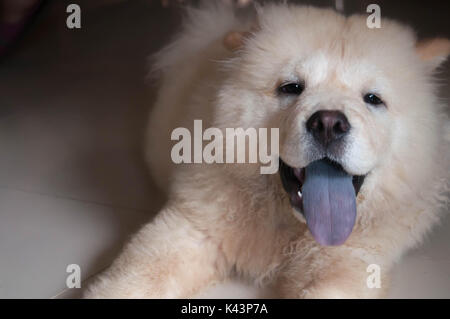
top-left (223, 20), bottom-right (259, 52)
top-left (416, 38), bottom-right (450, 71)
top-left (223, 30), bottom-right (252, 51)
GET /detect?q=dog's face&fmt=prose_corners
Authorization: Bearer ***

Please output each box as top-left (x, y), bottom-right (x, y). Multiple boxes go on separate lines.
top-left (216, 6), bottom-right (449, 245)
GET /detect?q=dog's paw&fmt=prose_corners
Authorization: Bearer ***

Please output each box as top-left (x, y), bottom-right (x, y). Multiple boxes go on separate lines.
top-left (300, 286), bottom-right (355, 299)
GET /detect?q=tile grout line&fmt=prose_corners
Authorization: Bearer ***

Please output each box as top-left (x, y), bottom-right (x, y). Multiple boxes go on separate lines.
top-left (0, 184), bottom-right (160, 215)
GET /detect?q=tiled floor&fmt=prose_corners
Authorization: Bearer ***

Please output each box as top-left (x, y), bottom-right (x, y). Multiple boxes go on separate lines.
top-left (0, 0), bottom-right (449, 298)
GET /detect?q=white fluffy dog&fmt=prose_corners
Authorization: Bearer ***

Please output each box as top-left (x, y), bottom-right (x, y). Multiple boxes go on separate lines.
top-left (85, 2), bottom-right (450, 298)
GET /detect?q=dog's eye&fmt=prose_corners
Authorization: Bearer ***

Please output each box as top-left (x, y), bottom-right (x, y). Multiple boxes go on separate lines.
top-left (364, 93), bottom-right (384, 106)
top-left (278, 82), bottom-right (304, 95)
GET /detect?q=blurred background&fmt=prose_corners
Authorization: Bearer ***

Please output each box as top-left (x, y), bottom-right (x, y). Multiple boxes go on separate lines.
top-left (0, 0), bottom-right (449, 298)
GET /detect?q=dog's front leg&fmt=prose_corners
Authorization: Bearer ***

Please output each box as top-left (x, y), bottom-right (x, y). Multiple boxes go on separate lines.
top-left (84, 206), bottom-right (226, 298)
top-left (276, 247), bottom-right (390, 299)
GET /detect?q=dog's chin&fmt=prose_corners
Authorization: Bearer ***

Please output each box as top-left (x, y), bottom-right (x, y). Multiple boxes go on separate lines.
top-left (279, 157), bottom-right (367, 246)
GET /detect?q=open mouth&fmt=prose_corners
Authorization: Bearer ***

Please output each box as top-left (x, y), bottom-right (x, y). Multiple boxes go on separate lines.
top-left (279, 157), bottom-right (366, 246)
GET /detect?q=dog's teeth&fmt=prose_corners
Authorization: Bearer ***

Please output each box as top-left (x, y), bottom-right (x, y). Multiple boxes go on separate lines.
top-left (297, 190), bottom-right (302, 198)
top-left (293, 168), bottom-right (302, 180)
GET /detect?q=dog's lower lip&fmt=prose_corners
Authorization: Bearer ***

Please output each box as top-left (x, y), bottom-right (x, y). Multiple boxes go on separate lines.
top-left (279, 158), bottom-right (366, 212)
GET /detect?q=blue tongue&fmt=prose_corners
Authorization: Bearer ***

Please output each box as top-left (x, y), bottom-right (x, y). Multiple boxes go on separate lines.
top-left (302, 159), bottom-right (356, 246)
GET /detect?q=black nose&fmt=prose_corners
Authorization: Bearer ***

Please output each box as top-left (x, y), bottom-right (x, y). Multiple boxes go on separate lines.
top-left (306, 110), bottom-right (350, 146)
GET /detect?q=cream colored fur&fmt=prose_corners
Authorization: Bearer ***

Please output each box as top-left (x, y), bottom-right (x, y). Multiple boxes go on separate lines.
top-left (85, 3), bottom-right (450, 298)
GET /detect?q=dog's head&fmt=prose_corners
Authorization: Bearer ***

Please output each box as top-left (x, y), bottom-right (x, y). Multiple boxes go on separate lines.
top-left (216, 5), bottom-right (450, 246)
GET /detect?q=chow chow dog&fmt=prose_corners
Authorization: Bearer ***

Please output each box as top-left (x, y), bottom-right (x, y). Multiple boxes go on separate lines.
top-left (85, 2), bottom-right (450, 298)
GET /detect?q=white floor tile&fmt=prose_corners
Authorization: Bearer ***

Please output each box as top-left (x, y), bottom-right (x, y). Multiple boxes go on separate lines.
top-left (0, 188), bottom-right (153, 298)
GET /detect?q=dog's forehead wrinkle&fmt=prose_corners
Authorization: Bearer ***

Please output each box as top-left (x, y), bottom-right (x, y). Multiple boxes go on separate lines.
top-left (299, 52), bottom-right (330, 85)
top-left (299, 87), bottom-right (355, 113)
top-left (252, 24), bottom-right (406, 95)
top-left (278, 52), bottom-right (388, 96)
